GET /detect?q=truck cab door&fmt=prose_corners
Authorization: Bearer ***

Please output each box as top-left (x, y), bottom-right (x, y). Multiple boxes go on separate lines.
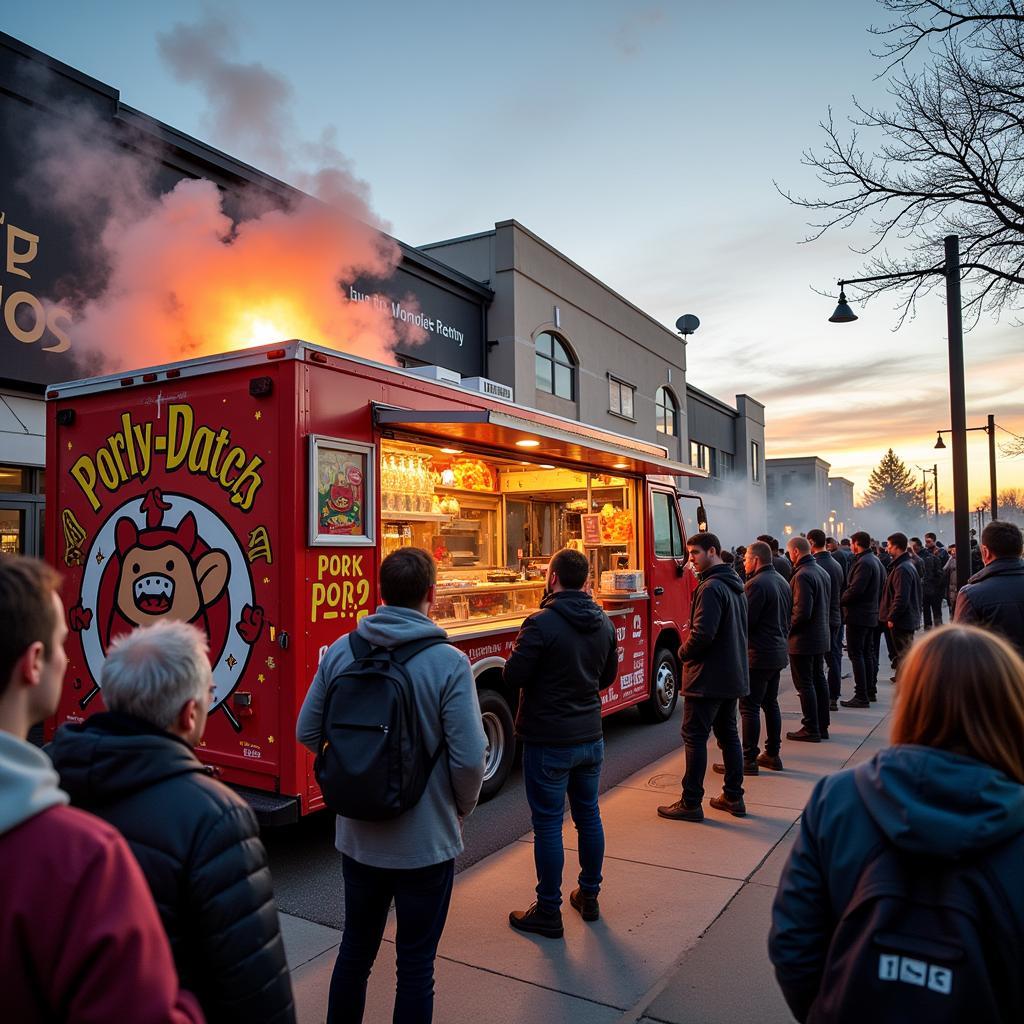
top-left (648, 486), bottom-right (695, 633)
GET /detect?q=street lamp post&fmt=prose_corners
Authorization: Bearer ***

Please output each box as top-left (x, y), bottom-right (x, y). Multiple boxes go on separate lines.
top-left (935, 412), bottom-right (998, 519)
top-left (916, 464), bottom-right (938, 520)
top-left (829, 235), bottom-right (971, 589)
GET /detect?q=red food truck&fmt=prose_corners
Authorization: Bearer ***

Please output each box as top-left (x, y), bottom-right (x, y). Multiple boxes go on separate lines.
top-left (45, 341), bottom-right (705, 823)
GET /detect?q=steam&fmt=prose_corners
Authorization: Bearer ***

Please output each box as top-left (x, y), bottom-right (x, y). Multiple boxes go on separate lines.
top-left (24, 13), bottom-right (420, 373)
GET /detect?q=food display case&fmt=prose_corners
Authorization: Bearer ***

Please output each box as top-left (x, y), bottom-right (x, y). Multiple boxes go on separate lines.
top-left (433, 578), bottom-right (546, 629)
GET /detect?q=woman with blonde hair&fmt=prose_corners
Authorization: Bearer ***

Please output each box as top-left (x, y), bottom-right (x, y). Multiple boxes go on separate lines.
top-left (769, 624), bottom-right (1024, 1023)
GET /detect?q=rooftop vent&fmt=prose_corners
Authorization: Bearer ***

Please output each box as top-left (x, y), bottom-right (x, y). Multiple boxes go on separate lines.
top-left (404, 364), bottom-right (461, 385)
top-left (460, 376), bottom-right (514, 401)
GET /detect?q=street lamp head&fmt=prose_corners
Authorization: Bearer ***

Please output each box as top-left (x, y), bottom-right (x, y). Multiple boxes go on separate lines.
top-left (934, 432), bottom-right (947, 450)
top-left (828, 290), bottom-right (858, 324)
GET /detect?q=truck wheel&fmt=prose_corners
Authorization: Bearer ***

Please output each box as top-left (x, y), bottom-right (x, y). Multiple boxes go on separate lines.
top-left (478, 689), bottom-right (515, 800)
top-left (638, 647), bottom-right (679, 723)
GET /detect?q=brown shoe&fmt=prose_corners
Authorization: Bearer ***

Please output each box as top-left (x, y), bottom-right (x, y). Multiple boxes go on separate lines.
top-left (569, 887), bottom-right (600, 922)
top-left (713, 761), bottom-right (759, 776)
top-left (756, 753), bottom-right (784, 771)
top-left (709, 793), bottom-right (747, 817)
top-left (509, 902), bottom-right (563, 938)
top-left (657, 798), bottom-right (704, 822)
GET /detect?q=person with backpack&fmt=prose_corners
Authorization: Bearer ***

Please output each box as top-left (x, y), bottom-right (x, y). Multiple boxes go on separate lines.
top-left (503, 548), bottom-right (617, 937)
top-left (296, 547), bottom-right (487, 1024)
top-left (769, 624), bottom-right (1024, 1023)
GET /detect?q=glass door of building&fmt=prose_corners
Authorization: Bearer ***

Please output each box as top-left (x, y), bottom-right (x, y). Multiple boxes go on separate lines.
top-left (0, 500), bottom-right (39, 555)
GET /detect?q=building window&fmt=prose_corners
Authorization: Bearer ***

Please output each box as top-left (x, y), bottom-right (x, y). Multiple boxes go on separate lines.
top-left (608, 376), bottom-right (635, 419)
top-left (751, 440), bottom-right (761, 482)
top-left (689, 441), bottom-right (713, 472)
top-left (654, 386), bottom-right (678, 436)
top-left (535, 332), bottom-right (574, 400)
top-left (718, 451), bottom-right (734, 478)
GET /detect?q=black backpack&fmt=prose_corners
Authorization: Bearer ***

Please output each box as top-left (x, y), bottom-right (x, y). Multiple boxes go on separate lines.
top-left (315, 633), bottom-right (449, 821)
top-left (808, 838), bottom-right (1022, 1023)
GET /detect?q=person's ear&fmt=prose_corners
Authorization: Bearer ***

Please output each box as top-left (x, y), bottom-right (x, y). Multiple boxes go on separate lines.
top-left (176, 698), bottom-right (198, 736)
top-left (425, 584), bottom-right (436, 605)
top-left (15, 642), bottom-right (45, 687)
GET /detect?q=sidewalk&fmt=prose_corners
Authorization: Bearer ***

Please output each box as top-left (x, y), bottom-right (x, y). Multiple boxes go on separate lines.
top-left (282, 677), bottom-right (893, 1023)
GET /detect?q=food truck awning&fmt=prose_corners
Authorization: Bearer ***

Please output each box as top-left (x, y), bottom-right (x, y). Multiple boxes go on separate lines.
top-left (373, 406), bottom-right (707, 478)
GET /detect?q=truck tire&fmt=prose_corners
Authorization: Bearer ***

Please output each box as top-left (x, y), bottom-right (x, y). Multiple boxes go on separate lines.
top-left (478, 688), bottom-right (515, 800)
top-left (638, 647), bottom-right (679, 723)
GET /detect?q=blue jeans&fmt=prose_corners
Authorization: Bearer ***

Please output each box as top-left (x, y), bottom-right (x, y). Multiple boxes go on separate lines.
top-left (522, 739), bottom-right (605, 912)
top-left (329, 855), bottom-right (454, 1024)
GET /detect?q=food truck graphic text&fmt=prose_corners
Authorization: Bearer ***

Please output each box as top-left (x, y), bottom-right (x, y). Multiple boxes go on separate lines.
top-left (47, 342), bottom-right (704, 823)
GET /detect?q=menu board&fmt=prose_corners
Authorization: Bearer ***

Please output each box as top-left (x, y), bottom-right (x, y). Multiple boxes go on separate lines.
top-left (580, 513), bottom-right (602, 546)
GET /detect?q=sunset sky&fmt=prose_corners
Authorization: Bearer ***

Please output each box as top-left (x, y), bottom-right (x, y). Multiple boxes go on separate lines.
top-left (7, 0), bottom-right (1023, 507)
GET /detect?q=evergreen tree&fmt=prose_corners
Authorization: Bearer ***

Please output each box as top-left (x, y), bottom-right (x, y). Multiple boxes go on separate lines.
top-left (862, 449), bottom-right (925, 524)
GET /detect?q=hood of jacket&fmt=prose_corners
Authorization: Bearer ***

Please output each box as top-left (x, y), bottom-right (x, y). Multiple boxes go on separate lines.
top-left (0, 730), bottom-right (69, 836)
top-left (356, 604), bottom-right (449, 649)
top-left (541, 589), bottom-right (610, 633)
top-left (700, 563), bottom-right (746, 595)
top-left (854, 745), bottom-right (1024, 858)
top-left (49, 711), bottom-right (209, 807)
top-left (967, 556), bottom-right (1024, 586)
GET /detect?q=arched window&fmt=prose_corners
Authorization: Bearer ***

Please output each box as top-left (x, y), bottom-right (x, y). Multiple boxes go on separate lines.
top-left (535, 332), bottom-right (575, 400)
top-left (655, 386), bottom-right (678, 436)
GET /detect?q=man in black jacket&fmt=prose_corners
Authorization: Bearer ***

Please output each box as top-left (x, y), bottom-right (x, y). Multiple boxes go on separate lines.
top-left (840, 531), bottom-right (884, 707)
top-left (809, 530), bottom-right (844, 709)
top-left (912, 537), bottom-right (944, 629)
top-left (879, 532), bottom-right (922, 679)
top-left (503, 548), bottom-right (617, 936)
top-left (659, 532), bottom-right (749, 822)
top-left (734, 541), bottom-right (791, 772)
top-left (786, 536), bottom-right (831, 742)
top-left (49, 621), bottom-right (294, 1024)
top-left (759, 534), bottom-right (792, 582)
top-left (954, 520), bottom-right (1024, 655)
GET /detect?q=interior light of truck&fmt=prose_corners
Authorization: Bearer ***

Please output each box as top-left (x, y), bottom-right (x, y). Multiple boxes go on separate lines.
top-left (613, 462), bottom-right (628, 469)
top-left (249, 376), bottom-right (274, 398)
top-left (440, 448), bottom-right (463, 454)
top-left (515, 439), bottom-right (540, 448)
top-left (540, 464), bottom-right (555, 469)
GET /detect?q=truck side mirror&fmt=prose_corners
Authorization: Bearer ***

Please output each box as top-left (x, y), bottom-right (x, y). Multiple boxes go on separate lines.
top-left (697, 503), bottom-right (708, 532)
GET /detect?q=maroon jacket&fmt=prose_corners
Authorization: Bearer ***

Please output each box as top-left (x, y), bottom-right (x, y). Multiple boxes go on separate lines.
top-left (0, 733), bottom-right (203, 1024)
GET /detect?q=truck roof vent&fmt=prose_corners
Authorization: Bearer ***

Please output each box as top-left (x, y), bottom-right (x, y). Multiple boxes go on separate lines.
top-left (404, 364), bottom-right (461, 385)
top-left (460, 376), bottom-right (514, 401)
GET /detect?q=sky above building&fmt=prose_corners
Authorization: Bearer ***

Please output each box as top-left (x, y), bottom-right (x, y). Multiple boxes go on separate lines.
top-left (6, 0), bottom-right (1023, 508)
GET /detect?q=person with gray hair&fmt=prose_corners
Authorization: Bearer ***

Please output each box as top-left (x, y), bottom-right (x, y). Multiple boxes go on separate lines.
top-left (51, 621), bottom-right (295, 1024)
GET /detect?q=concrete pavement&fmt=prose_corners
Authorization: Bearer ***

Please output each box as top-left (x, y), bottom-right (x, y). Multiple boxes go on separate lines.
top-left (280, 677), bottom-right (893, 1023)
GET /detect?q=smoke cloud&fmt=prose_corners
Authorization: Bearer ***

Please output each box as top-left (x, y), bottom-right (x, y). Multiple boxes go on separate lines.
top-left (24, 13), bottom-right (421, 373)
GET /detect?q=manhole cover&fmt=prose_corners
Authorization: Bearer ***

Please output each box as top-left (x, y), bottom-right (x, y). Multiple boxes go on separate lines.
top-left (648, 773), bottom-right (680, 790)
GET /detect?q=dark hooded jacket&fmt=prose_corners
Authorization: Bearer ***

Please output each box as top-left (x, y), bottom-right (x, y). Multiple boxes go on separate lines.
top-left (504, 589), bottom-right (617, 745)
top-left (679, 563), bottom-right (749, 698)
top-left (840, 549), bottom-right (884, 628)
top-left (812, 550), bottom-right (844, 630)
top-left (880, 550), bottom-right (922, 632)
top-left (745, 563), bottom-right (792, 672)
top-left (769, 746), bottom-right (1024, 1022)
top-left (49, 712), bottom-right (295, 1024)
top-left (772, 553), bottom-right (794, 582)
top-left (954, 557), bottom-right (1024, 655)
top-left (789, 554), bottom-right (831, 655)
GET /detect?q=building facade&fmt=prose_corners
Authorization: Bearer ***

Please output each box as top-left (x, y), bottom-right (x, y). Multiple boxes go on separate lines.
top-left (766, 456), bottom-right (833, 540)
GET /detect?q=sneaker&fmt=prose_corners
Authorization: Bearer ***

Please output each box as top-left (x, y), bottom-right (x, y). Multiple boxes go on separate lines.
top-left (829, 700), bottom-right (839, 711)
top-left (713, 761), bottom-right (759, 776)
top-left (569, 887), bottom-right (600, 922)
top-left (840, 697), bottom-right (870, 708)
top-left (657, 799), bottom-right (704, 822)
top-left (709, 793), bottom-right (747, 817)
top-left (509, 902), bottom-right (564, 938)
top-left (786, 728), bottom-right (821, 743)
top-left (756, 753), bottom-right (784, 771)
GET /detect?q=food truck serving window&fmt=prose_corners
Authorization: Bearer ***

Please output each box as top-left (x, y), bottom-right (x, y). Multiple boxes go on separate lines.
top-left (377, 437), bottom-right (642, 633)
top-left (652, 490), bottom-right (684, 559)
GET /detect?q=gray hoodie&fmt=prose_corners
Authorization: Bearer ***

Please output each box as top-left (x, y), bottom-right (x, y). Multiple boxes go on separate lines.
top-left (0, 730), bottom-right (68, 837)
top-left (297, 605), bottom-right (487, 869)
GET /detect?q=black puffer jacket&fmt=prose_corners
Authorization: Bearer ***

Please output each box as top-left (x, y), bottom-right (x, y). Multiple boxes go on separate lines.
top-left (918, 547), bottom-right (944, 596)
top-left (954, 557), bottom-right (1024, 655)
top-left (50, 712), bottom-right (294, 1024)
top-left (880, 551), bottom-right (922, 632)
top-left (812, 551), bottom-right (844, 630)
top-left (773, 554), bottom-right (794, 582)
top-left (840, 550), bottom-right (884, 627)
top-left (679, 564), bottom-right (749, 698)
top-left (789, 555), bottom-right (831, 656)
top-left (745, 564), bottom-right (792, 672)
top-left (504, 589), bottom-right (617, 745)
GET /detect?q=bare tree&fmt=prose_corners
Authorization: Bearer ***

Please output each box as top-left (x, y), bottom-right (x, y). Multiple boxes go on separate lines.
top-left (782, 1), bottom-right (1024, 325)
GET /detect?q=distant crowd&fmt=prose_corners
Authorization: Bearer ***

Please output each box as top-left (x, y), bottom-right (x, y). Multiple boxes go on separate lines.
top-left (1, 518), bottom-right (1022, 1022)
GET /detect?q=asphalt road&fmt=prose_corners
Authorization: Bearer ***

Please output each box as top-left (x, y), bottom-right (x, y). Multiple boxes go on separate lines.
top-left (262, 699), bottom-right (685, 928)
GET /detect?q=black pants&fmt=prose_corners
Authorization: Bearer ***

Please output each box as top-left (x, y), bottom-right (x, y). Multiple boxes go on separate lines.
top-left (846, 624), bottom-right (873, 702)
top-left (740, 667), bottom-right (783, 760)
top-left (890, 628), bottom-right (915, 676)
top-left (827, 623), bottom-right (843, 700)
top-left (329, 855), bottom-right (454, 1024)
top-left (681, 696), bottom-right (744, 805)
top-left (922, 591), bottom-right (944, 629)
top-left (791, 653), bottom-right (830, 738)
